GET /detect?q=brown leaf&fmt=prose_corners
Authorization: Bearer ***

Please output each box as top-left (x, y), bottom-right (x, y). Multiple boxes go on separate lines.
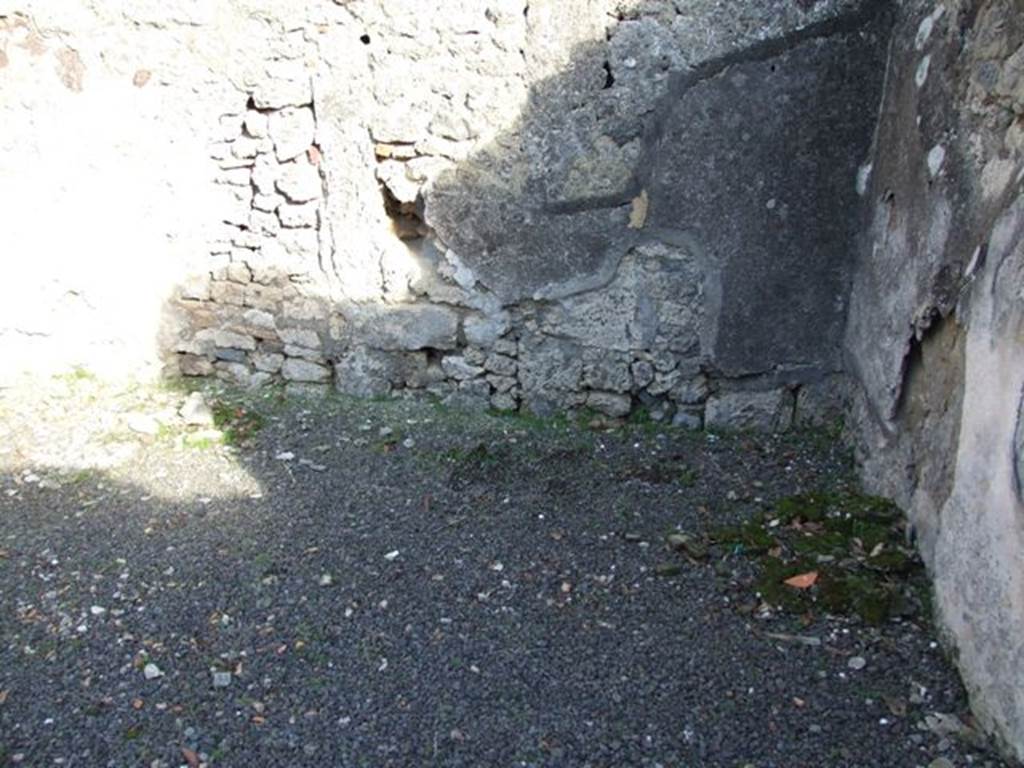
top-left (181, 747), bottom-right (200, 768)
top-left (0, 689), bottom-right (8, 705)
top-left (883, 695), bottom-right (908, 716)
top-left (131, 698), bottom-right (144, 710)
top-left (783, 571), bottom-right (818, 589)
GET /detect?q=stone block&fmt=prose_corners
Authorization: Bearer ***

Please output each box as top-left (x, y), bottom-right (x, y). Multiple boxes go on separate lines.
top-left (582, 352), bottom-right (632, 393)
top-left (442, 355), bottom-right (485, 381)
top-left (283, 298), bottom-right (327, 322)
top-left (179, 354), bottom-right (214, 377)
top-left (464, 311), bottom-right (511, 348)
top-left (484, 353), bottom-right (516, 377)
top-left (226, 262), bottom-right (252, 284)
top-left (490, 392), bottom-right (518, 411)
top-left (705, 389), bottom-right (794, 432)
top-left (252, 352), bottom-right (284, 373)
top-left (334, 346), bottom-right (393, 397)
top-left (586, 391), bottom-right (632, 418)
top-left (281, 358), bottom-right (331, 383)
top-left (347, 304), bottom-right (459, 351)
top-left (211, 281), bottom-right (246, 306)
top-left (269, 106), bottom-right (315, 162)
top-left (283, 345), bottom-right (324, 362)
top-left (211, 329), bottom-right (256, 351)
top-left (279, 327), bottom-right (320, 348)
top-left (244, 110), bottom-right (268, 138)
top-left (631, 360), bottom-right (655, 389)
top-left (278, 202), bottom-right (319, 228)
top-left (276, 160), bottom-right (321, 203)
top-left (670, 375), bottom-right (709, 405)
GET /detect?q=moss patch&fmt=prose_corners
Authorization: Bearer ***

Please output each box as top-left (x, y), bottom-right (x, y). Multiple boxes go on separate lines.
top-left (211, 400), bottom-right (265, 445)
top-left (711, 492), bottom-right (928, 625)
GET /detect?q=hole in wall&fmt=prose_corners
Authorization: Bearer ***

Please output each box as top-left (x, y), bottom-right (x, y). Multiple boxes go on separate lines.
top-left (360, 33), bottom-right (371, 45)
top-left (602, 61), bottom-right (615, 89)
top-left (380, 184), bottom-right (426, 241)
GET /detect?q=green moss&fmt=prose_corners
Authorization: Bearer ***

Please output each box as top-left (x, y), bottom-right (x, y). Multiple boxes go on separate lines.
top-left (775, 492), bottom-right (835, 523)
top-left (211, 400), bottom-right (264, 445)
top-left (723, 490), bottom-right (927, 625)
top-left (677, 465), bottom-right (700, 487)
top-left (711, 517), bottom-right (774, 553)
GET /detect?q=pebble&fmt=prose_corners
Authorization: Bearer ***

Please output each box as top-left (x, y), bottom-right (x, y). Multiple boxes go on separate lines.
top-left (848, 656), bottom-right (867, 671)
top-left (384, 550), bottom-right (400, 561)
top-left (212, 671), bottom-right (232, 688)
top-left (143, 663), bottom-right (164, 680)
top-left (928, 759), bottom-right (954, 768)
top-left (655, 563), bottom-right (682, 577)
top-left (179, 392), bottom-right (214, 427)
top-left (275, 451), bottom-right (295, 461)
top-left (318, 573), bottom-right (334, 586)
top-left (126, 413), bottom-right (161, 436)
top-left (89, 605), bottom-right (106, 616)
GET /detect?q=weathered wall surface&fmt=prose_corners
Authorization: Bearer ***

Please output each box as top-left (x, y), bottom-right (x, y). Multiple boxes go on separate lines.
top-left (0, 0), bottom-right (889, 428)
top-left (845, 0), bottom-right (1024, 757)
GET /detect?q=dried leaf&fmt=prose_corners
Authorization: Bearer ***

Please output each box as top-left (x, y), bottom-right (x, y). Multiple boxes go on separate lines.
top-left (131, 698), bottom-right (144, 710)
top-left (181, 747), bottom-right (200, 768)
top-left (0, 689), bottom-right (8, 705)
top-left (783, 571), bottom-right (819, 589)
top-left (884, 695), bottom-right (907, 716)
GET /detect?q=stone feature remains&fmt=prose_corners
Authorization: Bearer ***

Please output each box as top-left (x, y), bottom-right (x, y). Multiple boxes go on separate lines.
top-left (4, 0), bottom-right (1023, 759)
top-left (160, 0), bottom-right (891, 429)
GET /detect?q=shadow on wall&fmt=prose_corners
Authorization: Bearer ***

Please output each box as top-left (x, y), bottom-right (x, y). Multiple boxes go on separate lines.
top-left (163, 0), bottom-right (893, 432)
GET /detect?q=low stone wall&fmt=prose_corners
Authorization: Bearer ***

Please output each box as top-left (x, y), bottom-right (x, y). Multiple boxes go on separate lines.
top-left (155, 0), bottom-right (889, 429)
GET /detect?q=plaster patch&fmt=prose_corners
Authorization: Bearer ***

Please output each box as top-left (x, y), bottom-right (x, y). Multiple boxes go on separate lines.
top-left (915, 55), bottom-right (930, 88)
top-left (927, 144), bottom-right (946, 178)
top-left (856, 162), bottom-right (873, 196)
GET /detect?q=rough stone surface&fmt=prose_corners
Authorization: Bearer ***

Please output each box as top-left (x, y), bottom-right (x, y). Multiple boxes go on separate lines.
top-left (281, 358), bottom-right (330, 384)
top-left (705, 390), bottom-right (795, 433)
top-left (844, 1), bottom-right (1024, 758)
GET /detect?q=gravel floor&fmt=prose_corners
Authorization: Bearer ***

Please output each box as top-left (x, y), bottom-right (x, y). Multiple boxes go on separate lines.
top-left (0, 376), bottom-right (1013, 768)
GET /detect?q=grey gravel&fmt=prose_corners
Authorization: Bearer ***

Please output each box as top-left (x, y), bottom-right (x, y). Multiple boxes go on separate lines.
top-left (0, 378), bottom-right (1014, 768)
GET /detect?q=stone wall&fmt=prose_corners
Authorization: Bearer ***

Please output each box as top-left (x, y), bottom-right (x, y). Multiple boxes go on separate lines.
top-left (844, 0), bottom-right (1024, 758)
top-left (0, 0), bottom-right (890, 424)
